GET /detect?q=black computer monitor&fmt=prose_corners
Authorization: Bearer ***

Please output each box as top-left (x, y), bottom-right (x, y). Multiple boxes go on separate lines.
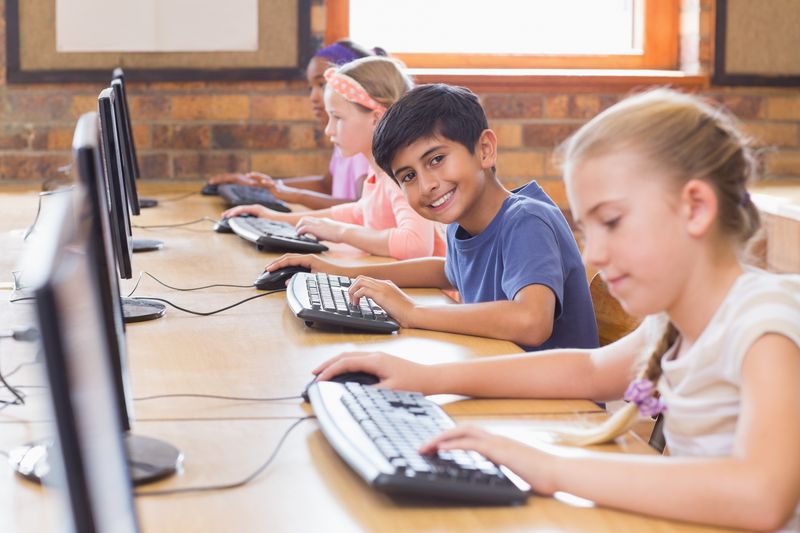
top-left (23, 185), bottom-right (141, 533)
top-left (113, 67), bottom-right (158, 210)
top-left (110, 78), bottom-right (141, 216)
top-left (98, 88), bottom-right (166, 322)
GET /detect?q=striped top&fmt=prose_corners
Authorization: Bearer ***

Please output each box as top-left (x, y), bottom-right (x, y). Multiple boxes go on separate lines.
top-left (648, 270), bottom-right (800, 531)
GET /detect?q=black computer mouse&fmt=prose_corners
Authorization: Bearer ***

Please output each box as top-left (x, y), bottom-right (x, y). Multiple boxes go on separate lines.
top-left (201, 183), bottom-right (219, 195)
top-left (255, 265), bottom-right (311, 290)
top-left (213, 213), bottom-right (256, 233)
top-left (301, 371), bottom-right (380, 402)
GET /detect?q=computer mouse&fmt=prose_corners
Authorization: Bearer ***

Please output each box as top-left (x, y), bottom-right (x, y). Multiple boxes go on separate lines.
top-left (201, 183), bottom-right (219, 195)
top-left (255, 265), bottom-right (311, 290)
top-left (301, 371), bottom-right (380, 402)
top-left (213, 213), bottom-right (256, 234)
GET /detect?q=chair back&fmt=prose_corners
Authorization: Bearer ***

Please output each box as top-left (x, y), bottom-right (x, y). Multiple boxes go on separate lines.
top-left (589, 273), bottom-right (641, 346)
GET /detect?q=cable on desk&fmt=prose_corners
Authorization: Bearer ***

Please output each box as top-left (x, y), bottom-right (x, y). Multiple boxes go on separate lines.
top-left (126, 271), bottom-right (254, 297)
top-left (132, 216), bottom-right (217, 229)
top-left (8, 297), bottom-right (35, 303)
top-left (153, 191), bottom-right (199, 202)
top-left (134, 393), bottom-right (302, 402)
top-left (131, 289), bottom-right (285, 317)
top-left (135, 416), bottom-right (314, 497)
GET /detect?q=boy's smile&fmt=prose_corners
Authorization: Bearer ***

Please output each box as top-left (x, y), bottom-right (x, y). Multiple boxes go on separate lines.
top-left (391, 132), bottom-right (507, 235)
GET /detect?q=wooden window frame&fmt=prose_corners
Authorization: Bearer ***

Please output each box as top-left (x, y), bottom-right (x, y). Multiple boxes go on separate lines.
top-left (326, 0), bottom-right (680, 71)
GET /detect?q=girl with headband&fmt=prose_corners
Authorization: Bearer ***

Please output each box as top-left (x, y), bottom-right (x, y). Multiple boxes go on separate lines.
top-left (208, 40), bottom-right (382, 209)
top-left (223, 56), bottom-right (446, 261)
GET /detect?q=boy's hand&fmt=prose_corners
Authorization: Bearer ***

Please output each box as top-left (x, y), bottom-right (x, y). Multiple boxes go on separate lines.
top-left (265, 253), bottom-right (333, 275)
top-left (221, 204), bottom-right (280, 220)
top-left (295, 216), bottom-right (347, 242)
top-left (208, 172), bottom-right (257, 186)
top-left (313, 351), bottom-right (436, 394)
top-left (348, 276), bottom-right (417, 328)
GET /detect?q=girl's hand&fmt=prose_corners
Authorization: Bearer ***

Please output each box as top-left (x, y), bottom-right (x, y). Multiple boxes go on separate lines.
top-left (313, 351), bottom-right (437, 394)
top-left (221, 204), bottom-right (278, 220)
top-left (295, 216), bottom-right (348, 242)
top-left (348, 276), bottom-right (417, 328)
top-left (419, 425), bottom-right (559, 496)
top-left (246, 172), bottom-right (298, 203)
top-left (265, 253), bottom-right (334, 274)
top-left (208, 172), bottom-right (258, 186)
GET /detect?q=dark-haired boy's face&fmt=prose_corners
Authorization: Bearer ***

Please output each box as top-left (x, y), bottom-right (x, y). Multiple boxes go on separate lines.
top-left (391, 134), bottom-right (495, 226)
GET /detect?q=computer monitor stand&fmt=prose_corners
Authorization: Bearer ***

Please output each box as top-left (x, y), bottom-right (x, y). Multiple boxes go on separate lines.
top-left (122, 298), bottom-right (166, 322)
top-left (139, 197), bottom-right (158, 208)
top-left (10, 434), bottom-right (183, 486)
top-left (132, 238), bottom-right (164, 252)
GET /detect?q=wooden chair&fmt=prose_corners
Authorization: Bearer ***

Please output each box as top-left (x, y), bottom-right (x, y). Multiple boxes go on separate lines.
top-left (589, 273), bottom-right (641, 346)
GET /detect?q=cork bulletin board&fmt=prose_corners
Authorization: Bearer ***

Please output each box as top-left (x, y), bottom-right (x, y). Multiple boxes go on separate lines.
top-left (714, 0), bottom-right (800, 86)
top-left (5, 0), bottom-right (311, 83)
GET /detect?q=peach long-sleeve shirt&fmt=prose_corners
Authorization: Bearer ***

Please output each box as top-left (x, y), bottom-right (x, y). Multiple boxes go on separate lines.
top-left (330, 173), bottom-right (446, 260)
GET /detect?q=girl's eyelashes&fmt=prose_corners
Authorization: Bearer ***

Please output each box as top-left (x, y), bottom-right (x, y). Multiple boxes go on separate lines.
top-left (603, 216), bottom-right (622, 230)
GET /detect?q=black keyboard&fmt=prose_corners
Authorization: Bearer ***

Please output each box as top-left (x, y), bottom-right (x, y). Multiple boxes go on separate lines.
top-left (228, 217), bottom-right (329, 254)
top-left (309, 381), bottom-right (531, 504)
top-left (217, 183), bottom-right (291, 213)
top-left (287, 272), bottom-right (399, 333)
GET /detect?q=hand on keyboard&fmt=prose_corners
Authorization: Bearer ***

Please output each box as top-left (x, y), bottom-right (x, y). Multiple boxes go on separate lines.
top-left (313, 350), bottom-right (434, 394)
top-left (245, 172), bottom-right (296, 202)
top-left (347, 276), bottom-right (416, 328)
top-left (295, 216), bottom-right (349, 243)
top-left (418, 424), bottom-right (550, 496)
top-left (221, 204), bottom-right (293, 223)
top-left (208, 172), bottom-right (257, 186)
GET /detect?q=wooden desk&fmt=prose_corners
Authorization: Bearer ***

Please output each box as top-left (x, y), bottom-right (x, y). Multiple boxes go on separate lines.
top-left (1, 183), bottom-right (740, 533)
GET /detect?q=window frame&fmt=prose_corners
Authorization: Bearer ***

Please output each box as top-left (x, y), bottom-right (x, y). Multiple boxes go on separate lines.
top-left (325, 0), bottom-right (680, 71)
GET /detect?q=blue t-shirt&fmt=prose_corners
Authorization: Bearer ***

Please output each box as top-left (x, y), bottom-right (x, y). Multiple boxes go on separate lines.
top-left (444, 180), bottom-right (598, 351)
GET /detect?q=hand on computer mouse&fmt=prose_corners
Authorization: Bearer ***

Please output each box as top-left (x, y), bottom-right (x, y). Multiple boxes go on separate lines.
top-left (220, 204), bottom-right (273, 220)
top-left (208, 172), bottom-right (257, 187)
top-left (265, 253), bottom-right (337, 276)
top-left (254, 265), bottom-right (311, 290)
top-left (313, 351), bottom-right (434, 395)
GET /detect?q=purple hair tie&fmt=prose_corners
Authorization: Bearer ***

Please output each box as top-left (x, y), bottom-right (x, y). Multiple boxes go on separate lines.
top-left (740, 190), bottom-right (751, 207)
top-left (623, 378), bottom-right (666, 417)
top-left (315, 43), bottom-right (361, 66)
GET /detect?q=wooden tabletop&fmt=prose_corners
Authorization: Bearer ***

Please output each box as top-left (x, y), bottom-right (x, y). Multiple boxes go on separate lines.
top-left (0, 182), bottom-right (742, 533)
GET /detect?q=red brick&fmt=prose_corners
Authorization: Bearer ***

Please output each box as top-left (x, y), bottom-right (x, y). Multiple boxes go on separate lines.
top-left (130, 95), bottom-right (171, 121)
top-left (742, 122), bottom-right (798, 148)
top-left (152, 124), bottom-right (212, 150)
top-left (171, 95), bottom-right (249, 121)
top-left (211, 124), bottom-right (290, 150)
top-left (138, 153), bottom-right (171, 180)
top-left (766, 97), bottom-right (800, 121)
top-left (490, 122), bottom-right (522, 148)
top-left (0, 125), bottom-right (34, 150)
top-left (0, 93), bottom-right (71, 122)
top-left (522, 123), bottom-right (581, 149)
top-left (132, 124), bottom-right (150, 150)
top-left (482, 95), bottom-right (543, 119)
top-left (172, 152), bottom-right (250, 179)
top-left (46, 126), bottom-right (75, 150)
top-left (496, 151), bottom-right (545, 178)
top-left (765, 151), bottom-right (800, 177)
top-left (713, 95), bottom-right (764, 120)
top-left (70, 94), bottom-right (98, 120)
top-left (544, 96), bottom-right (569, 119)
top-left (289, 125), bottom-right (329, 150)
top-left (251, 94), bottom-right (316, 121)
top-left (0, 154), bottom-right (70, 180)
top-left (250, 151), bottom-right (330, 178)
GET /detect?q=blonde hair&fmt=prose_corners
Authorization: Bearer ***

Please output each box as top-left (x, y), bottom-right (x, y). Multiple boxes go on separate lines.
top-left (335, 56), bottom-right (414, 111)
top-left (554, 89), bottom-right (761, 446)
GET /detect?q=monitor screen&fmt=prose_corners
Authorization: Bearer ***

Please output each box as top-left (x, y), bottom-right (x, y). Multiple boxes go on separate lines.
top-left (97, 87), bottom-right (133, 280)
top-left (110, 78), bottom-right (141, 216)
top-left (24, 186), bottom-right (140, 533)
top-left (73, 111), bottom-right (135, 432)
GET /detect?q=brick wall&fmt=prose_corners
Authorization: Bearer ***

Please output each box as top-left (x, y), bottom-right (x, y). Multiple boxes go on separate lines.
top-left (0, 0), bottom-right (798, 207)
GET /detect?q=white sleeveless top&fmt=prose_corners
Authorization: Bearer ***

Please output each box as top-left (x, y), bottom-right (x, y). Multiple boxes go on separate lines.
top-left (644, 270), bottom-right (800, 531)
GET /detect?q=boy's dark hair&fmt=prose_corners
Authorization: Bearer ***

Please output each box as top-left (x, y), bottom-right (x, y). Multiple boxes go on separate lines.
top-left (372, 84), bottom-right (489, 180)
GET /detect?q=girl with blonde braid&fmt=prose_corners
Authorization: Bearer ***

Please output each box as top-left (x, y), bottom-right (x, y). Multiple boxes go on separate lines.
top-left (312, 89), bottom-right (800, 531)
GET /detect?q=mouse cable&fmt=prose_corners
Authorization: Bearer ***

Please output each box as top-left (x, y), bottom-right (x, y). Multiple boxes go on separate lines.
top-left (132, 216), bottom-right (218, 229)
top-left (135, 415), bottom-right (314, 497)
top-left (130, 288), bottom-right (285, 316)
top-left (153, 191), bottom-right (199, 202)
top-left (126, 271), bottom-right (254, 297)
top-left (134, 392), bottom-right (301, 402)
top-left (8, 297), bottom-right (35, 303)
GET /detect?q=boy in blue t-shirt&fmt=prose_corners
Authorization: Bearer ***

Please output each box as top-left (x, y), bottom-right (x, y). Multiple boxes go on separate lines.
top-left (267, 84), bottom-right (597, 350)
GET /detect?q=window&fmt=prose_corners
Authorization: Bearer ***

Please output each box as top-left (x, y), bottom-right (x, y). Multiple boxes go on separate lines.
top-left (326, 0), bottom-right (679, 71)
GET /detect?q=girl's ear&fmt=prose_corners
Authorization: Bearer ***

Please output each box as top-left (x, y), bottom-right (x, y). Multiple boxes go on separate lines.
top-left (371, 108), bottom-right (386, 128)
top-left (680, 179), bottom-right (718, 238)
top-left (477, 129), bottom-right (498, 170)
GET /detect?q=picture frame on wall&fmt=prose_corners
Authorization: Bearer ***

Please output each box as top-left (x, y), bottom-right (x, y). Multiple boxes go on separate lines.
top-left (5, 0), bottom-right (312, 83)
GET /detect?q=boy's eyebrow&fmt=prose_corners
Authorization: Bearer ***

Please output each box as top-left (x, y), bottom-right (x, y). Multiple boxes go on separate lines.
top-left (392, 145), bottom-right (447, 176)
